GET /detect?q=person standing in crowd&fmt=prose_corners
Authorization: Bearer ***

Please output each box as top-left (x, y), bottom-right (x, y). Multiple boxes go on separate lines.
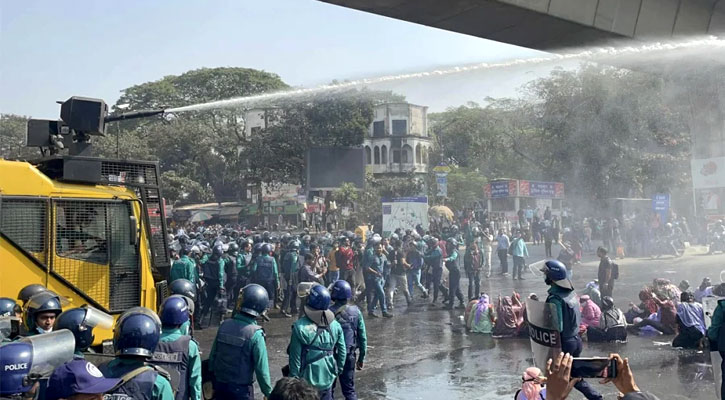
top-left (336, 237), bottom-right (356, 290)
top-left (480, 228), bottom-right (494, 278)
top-left (510, 231), bottom-right (529, 280)
top-left (281, 240), bottom-right (302, 318)
top-left (288, 285), bottom-right (346, 400)
top-left (540, 261), bottom-right (603, 400)
top-left (465, 242), bottom-right (482, 300)
top-left (199, 245), bottom-right (225, 328)
top-left (424, 236), bottom-right (445, 305)
top-left (386, 239), bottom-right (411, 309)
top-left (299, 253), bottom-right (325, 285)
top-left (496, 229), bottom-right (510, 276)
top-left (329, 280), bottom-right (367, 400)
top-left (366, 242), bottom-right (392, 318)
top-left (223, 244), bottom-right (238, 306)
top-left (252, 243), bottom-right (280, 310)
top-left (597, 247), bottom-right (616, 298)
top-left (406, 240), bottom-right (429, 299)
top-left (170, 247), bottom-right (197, 284)
top-left (100, 308), bottom-right (174, 400)
top-left (327, 240), bottom-right (340, 285)
top-left (209, 285), bottom-right (273, 400)
top-left (444, 238), bottom-right (465, 309)
top-left (152, 296), bottom-right (202, 400)
top-left (23, 291), bottom-right (63, 336)
top-left (543, 220), bottom-right (554, 258)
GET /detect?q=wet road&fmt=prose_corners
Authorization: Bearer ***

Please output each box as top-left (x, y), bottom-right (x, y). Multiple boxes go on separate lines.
top-left (194, 244), bottom-right (725, 399)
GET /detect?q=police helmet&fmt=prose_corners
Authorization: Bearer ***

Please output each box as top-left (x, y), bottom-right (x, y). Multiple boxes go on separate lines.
top-left (540, 260), bottom-right (574, 290)
top-left (228, 242), bottom-right (240, 255)
top-left (113, 307), bottom-right (161, 358)
top-left (158, 296), bottom-right (190, 327)
top-left (447, 238), bottom-right (459, 248)
top-left (253, 242), bottom-right (264, 254)
top-left (23, 291), bottom-right (63, 332)
top-left (329, 280), bottom-right (352, 301)
top-left (17, 284), bottom-right (47, 306)
top-left (302, 235), bottom-right (312, 244)
top-left (236, 284), bottom-right (269, 317)
top-left (306, 285), bottom-right (331, 311)
top-left (367, 235), bottom-right (382, 247)
top-left (262, 231), bottom-right (271, 241)
top-left (261, 243), bottom-right (273, 255)
top-left (212, 245), bottom-right (224, 257)
top-left (281, 232), bottom-right (292, 242)
top-left (600, 296), bottom-right (615, 310)
top-left (54, 306), bottom-right (113, 353)
top-left (0, 342), bottom-right (34, 396)
top-left (252, 234), bottom-right (262, 244)
top-left (390, 233), bottom-right (400, 242)
top-left (169, 279), bottom-right (197, 301)
top-left (288, 240), bottom-right (301, 251)
top-left (344, 231), bottom-right (355, 239)
top-left (0, 297), bottom-right (17, 317)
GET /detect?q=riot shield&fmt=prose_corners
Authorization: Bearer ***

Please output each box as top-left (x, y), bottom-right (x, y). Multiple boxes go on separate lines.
top-left (525, 298), bottom-right (562, 372)
top-left (20, 329), bottom-right (75, 378)
top-left (703, 296), bottom-right (724, 399)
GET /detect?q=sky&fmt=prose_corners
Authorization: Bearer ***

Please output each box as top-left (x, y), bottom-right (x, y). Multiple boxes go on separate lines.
top-left (0, 0), bottom-right (557, 118)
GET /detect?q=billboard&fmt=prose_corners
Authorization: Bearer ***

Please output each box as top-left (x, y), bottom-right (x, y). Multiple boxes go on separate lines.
top-left (692, 157), bottom-right (725, 189)
top-left (382, 197), bottom-right (429, 236)
top-left (306, 147), bottom-right (365, 191)
top-left (519, 180), bottom-right (565, 198)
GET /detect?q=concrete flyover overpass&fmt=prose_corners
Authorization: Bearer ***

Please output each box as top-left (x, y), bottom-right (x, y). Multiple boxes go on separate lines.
top-left (320, 0), bottom-right (725, 50)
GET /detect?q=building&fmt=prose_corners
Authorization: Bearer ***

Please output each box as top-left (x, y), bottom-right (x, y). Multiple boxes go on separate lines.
top-left (363, 103), bottom-right (433, 176)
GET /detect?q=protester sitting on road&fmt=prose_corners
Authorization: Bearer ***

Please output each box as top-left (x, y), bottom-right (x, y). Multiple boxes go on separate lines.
top-left (514, 367), bottom-right (546, 400)
top-left (694, 277), bottom-right (713, 303)
top-left (629, 292), bottom-right (677, 335)
top-left (579, 295), bottom-right (601, 330)
top-left (493, 292), bottom-right (523, 337)
top-left (672, 291), bottom-right (706, 349)
top-left (587, 296), bottom-right (627, 342)
top-left (580, 280), bottom-right (601, 308)
top-left (625, 289), bottom-right (658, 324)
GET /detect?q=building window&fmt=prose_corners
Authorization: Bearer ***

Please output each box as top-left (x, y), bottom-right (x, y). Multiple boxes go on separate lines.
top-left (365, 146), bottom-right (371, 165)
top-left (381, 145), bottom-right (387, 164)
top-left (374, 146), bottom-right (380, 164)
top-left (415, 144), bottom-right (421, 164)
top-left (250, 126), bottom-right (261, 138)
top-left (422, 147), bottom-right (428, 164)
top-left (402, 144), bottom-right (413, 163)
top-left (392, 120), bottom-right (407, 135)
top-left (373, 121), bottom-right (385, 137)
top-left (393, 150), bottom-right (401, 163)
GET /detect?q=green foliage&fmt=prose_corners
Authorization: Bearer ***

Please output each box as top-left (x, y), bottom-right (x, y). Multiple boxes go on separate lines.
top-left (445, 168), bottom-right (487, 211)
top-left (0, 114), bottom-right (37, 160)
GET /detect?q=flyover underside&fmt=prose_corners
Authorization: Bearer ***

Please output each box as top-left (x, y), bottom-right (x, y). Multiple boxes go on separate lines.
top-left (320, 0), bottom-right (625, 50)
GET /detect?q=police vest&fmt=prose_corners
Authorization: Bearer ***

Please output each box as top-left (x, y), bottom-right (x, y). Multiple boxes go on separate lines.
top-left (300, 325), bottom-right (336, 373)
top-left (547, 290), bottom-right (581, 339)
top-left (100, 364), bottom-right (167, 400)
top-left (203, 258), bottom-right (221, 285)
top-left (211, 320), bottom-right (262, 385)
top-left (333, 305), bottom-right (359, 353)
top-left (445, 251), bottom-right (459, 272)
top-left (255, 256), bottom-right (275, 283)
top-left (149, 336), bottom-right (191, 400)
top-left (282, 253), bottom-right (298, 277)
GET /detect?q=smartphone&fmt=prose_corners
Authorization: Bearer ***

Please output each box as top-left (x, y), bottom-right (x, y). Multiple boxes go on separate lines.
top-left (570, 357), bottom-right (617, 379)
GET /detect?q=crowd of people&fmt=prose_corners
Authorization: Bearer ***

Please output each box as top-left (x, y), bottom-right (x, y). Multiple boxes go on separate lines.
top-left (4, 206), bottom-right (725, 400)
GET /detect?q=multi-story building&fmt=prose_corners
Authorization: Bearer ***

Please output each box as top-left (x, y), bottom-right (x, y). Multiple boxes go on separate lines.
top-left (363, 103), bottom-right (433, 176)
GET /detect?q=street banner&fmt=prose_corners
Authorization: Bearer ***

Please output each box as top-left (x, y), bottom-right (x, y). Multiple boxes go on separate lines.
top-left (436, 173), bottom-right (448, 197)
top-left (382, 197), bottom-right (429, 237)
top-left (525, 298), bottom-right (562, 372)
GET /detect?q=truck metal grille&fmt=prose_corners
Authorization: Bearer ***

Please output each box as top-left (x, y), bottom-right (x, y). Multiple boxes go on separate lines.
top-left (0, 198), bottom-right (48, 265)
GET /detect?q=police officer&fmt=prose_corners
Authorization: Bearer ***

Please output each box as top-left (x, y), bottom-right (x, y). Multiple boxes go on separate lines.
top-left (423, 236), bottom-right (444, 305)
top-left (169, 279), bottom-right (198, 332)
top-left (0, 297), bottom-right (21, 342)
top-left (54, 306), bottom-right (113, 358)
top-left (23, 291), bottom-right (63, 336)
top-left (150, 296), bottom-right (202, 400)
top-left (1, 330), bottom-right (76, 400)
top-left (208, 284), bottom-right (273, 400)
top-left (100, 307), bottom-right (174, 400)
top-left (252, 243), bottom-right (279, 310)
top-left (329, 280), bottom-right (367, 400)
top-left (288, 285), bottom-right (346, 400)
top-left (235, 240), bottom-right (253, 304)
top-left (444, 238), bottom-right (465, 309)
top-left (170, 247), bottom-right (198, 284)
top-left (281, 240), bottom-right (302, 317)
top-left (17, 284), bottom-right (47, 307)
top-left (199, 245), bottom-right (226, 328)
top-left (0, 297), bottom-right (16, 317)
top-left (541, 260), bottom-right (603, 400)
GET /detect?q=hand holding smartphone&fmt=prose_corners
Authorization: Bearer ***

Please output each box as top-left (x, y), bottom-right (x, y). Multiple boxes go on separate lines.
top-left (570, 357), bottom-right (617, 379)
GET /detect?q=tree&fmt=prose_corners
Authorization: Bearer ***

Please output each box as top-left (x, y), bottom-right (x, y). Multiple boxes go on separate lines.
top-left (444, 168), bottom-right (487, 211)
top-left (0, 114), bottom-right (38, 160)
